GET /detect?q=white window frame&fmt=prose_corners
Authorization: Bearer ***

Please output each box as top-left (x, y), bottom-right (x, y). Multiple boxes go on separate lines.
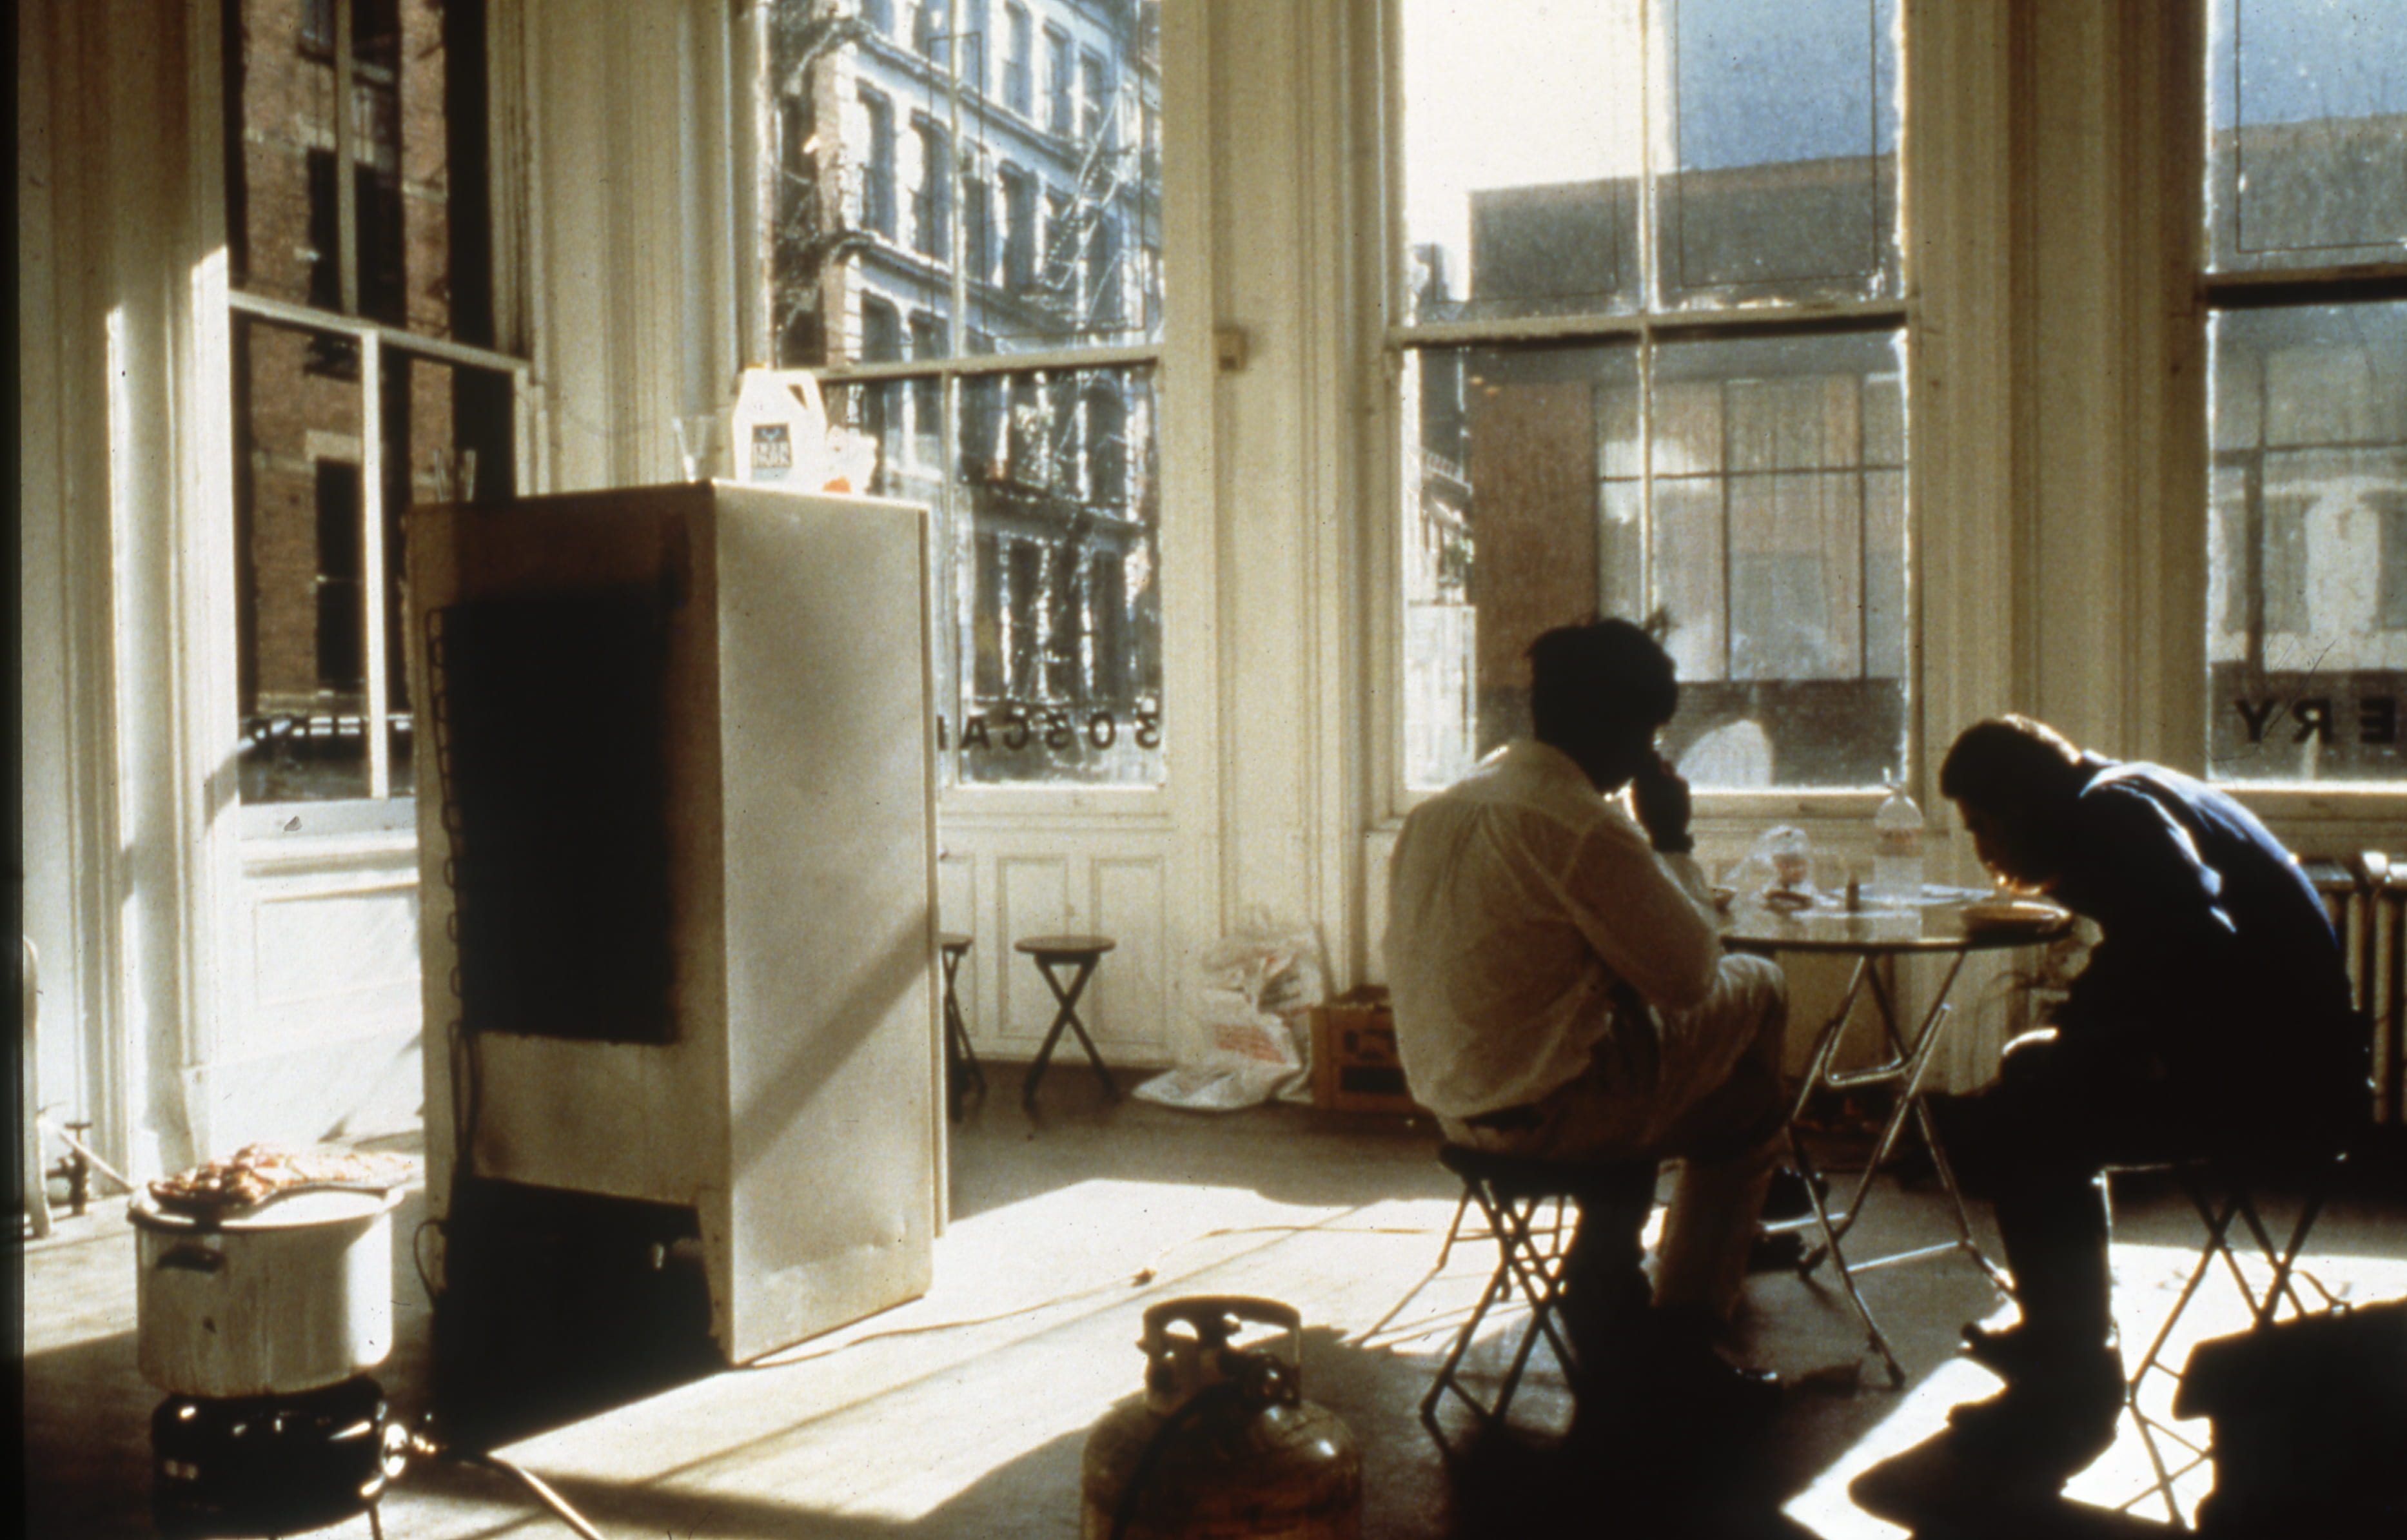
top-left (2195, 0), bottom-right (2407, 806)
top-left (224, 0), bottom-right (531, 832)
top-left (803, 0), bottom-right (1190, 806)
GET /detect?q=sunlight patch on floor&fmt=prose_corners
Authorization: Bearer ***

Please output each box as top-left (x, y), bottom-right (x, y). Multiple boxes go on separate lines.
top-left (494, 1177), bottom-right (1473, 1525)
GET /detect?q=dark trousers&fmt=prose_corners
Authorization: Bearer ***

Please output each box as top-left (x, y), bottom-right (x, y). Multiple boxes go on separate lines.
top-left (1929, 1035), bottom-right (2219, 1349)
top-left (1556, 1164), bottom-right (1663, 1370)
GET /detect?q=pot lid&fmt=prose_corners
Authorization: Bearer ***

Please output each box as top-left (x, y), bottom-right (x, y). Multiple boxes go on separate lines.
top-left (129, 1185), bottom-right (403, 1233)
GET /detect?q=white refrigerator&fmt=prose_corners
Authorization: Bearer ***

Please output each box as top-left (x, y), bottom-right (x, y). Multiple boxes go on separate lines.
top-left (406, 481), bottom-right (941, 1364)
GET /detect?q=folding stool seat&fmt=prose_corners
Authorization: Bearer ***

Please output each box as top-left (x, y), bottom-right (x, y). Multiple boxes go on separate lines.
top-left (1419, 1143), bottom-right (1656, 1438)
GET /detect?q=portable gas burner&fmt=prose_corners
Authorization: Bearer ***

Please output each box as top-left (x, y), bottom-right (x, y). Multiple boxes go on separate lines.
top-left (151, 1375), bottom-right (410, 1537)
top-left (130, 1182), bottom-right (411, 1536)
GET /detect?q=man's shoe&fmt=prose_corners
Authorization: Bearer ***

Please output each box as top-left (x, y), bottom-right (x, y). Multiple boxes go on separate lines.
top-left (1746, 1227), bottom-right (1807, 1273)
top-left (1762, 1165), bottom-right (1829, 1221)
top-left (1647, 1338), bottom-right (1784, 1428)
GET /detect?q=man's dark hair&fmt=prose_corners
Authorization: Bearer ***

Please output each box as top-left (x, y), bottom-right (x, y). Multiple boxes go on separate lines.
top-left (1527, 619), bottom-right (1678, 746)
top-left (1939, 715), bottom-right (2088, 819)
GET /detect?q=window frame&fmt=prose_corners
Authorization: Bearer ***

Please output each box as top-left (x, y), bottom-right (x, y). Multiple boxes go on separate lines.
top-left (1377, 0), bottom-right (1914, 817)
top-left (803, 0), bottom-right (1178, 799)
top-left (222, 0), bottom-right (529, 826)
top-left (2196, 2), bottom-right (2407, 799)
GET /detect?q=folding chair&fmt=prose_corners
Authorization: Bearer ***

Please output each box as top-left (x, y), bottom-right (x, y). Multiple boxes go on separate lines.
top-left (1419, 1144), bottom-right (1655, 1438)
top-left (2117, 1145), bottom-right (2349, 1528)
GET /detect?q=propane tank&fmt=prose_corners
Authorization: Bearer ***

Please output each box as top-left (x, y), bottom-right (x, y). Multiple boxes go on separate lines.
top-left (1081, 1296), bottom-right (1362, 1540)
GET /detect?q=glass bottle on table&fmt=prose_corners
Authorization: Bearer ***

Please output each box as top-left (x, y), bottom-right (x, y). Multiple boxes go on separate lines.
top-left (1872, 779), bottom-right (1925, 904)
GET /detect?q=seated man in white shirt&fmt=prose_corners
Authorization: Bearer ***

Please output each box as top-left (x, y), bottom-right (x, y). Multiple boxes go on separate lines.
top-left (1384, 618), bottom-right (1789, 1439)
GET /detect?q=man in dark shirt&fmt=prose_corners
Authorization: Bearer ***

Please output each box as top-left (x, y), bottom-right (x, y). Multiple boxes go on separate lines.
top-left (1928, 716), bottom-right (2362, 1471)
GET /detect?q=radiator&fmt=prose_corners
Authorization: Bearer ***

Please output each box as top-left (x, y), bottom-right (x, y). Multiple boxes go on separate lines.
top-left (2319, 854), bottom-right (2407, 1127)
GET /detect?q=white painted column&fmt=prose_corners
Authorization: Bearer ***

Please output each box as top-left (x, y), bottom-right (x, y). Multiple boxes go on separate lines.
top-left (18, 0), bottom-right (244, 1176)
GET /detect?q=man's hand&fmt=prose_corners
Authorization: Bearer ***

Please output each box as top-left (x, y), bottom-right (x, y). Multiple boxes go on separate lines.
top-left (1632, 754), bottom-right (1694, 855)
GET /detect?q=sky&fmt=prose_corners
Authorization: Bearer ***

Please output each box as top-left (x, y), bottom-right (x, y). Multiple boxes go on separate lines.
top-left (1400, 0), bottom-right (2403, 280)
top-left (1400, 0), bottom-right (1900, 275)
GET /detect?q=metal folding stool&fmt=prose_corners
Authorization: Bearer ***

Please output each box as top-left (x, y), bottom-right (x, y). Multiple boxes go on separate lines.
top-left (1419, 1144), bottom-right (1655, 1439)
top-left (1015, 933), bottom-right (1120, 1111)
top-left (2119, 1148), bottom-right (2346, 1528)
top-left (938, 932), bottom-right (985, 1120)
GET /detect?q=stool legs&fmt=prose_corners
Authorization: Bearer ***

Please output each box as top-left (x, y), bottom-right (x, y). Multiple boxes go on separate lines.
top-left (2120, 1157), bottom-right (2342, 1527)
top-left (1422, 1182), bottom-right (1580, 1436)
top-left (1021, 954), bottom-right (1119, 1110)
top-left (940, 943), bottom-right (985, 1120)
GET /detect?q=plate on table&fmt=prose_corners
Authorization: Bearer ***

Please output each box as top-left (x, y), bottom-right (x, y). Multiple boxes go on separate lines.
top-left (1959, 897), bottom-right (2068, 933)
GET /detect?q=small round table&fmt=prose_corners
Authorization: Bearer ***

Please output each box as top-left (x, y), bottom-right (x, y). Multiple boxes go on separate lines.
top-left (938, 932), bottom-right (985, 1120)
top-left (1014, 934), bottom-right (1121, 1111)
top-left (1721, 890), bottom-right (2074, 1386)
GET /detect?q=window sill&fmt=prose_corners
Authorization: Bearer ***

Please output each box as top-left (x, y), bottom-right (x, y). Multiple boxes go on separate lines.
top-left (238, 800), bottom-right (418, 876)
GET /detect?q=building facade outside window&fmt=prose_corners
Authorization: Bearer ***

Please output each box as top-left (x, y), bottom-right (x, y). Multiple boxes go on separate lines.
top-left (1080, 50), bottom-right (1109, 144)
top-left (860, 86), bottom-right (898, 239)
top-left (913, 117), bottom-right (953, 258)
top-left (1002, 164), bottom-right (1037, 290)
top-left (770, 0), bottom-right (1164, 786)
top-left (1045, 26), bottom-right (1074, 137)
top-left (2201, 0), bottom-right (2407, 785)
top-left (1004, 4), bottom-right (1033, 117)
top-left (222, 0), bottom-right (522, 806)
top-left (1394, 0), bottom-right (1906, 793)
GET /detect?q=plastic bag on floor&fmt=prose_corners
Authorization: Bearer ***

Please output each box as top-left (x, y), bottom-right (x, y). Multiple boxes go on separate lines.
top-left (1133, 908), bottom-right (1327, 1112)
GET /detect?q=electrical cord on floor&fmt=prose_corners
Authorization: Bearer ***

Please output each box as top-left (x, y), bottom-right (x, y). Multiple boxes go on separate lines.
top-left (404, 1426), bottom-right (610, 1540)
top-left (738, 1217), bottom-right (1443, 1369)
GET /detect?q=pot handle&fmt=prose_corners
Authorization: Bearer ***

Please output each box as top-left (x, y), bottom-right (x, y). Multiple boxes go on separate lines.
top-left (157, 1243), bottom-right (225, 1274)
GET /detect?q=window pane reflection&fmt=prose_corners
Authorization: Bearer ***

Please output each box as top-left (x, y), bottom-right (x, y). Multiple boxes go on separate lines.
top-left (1662, 0), bottom-right (1900, 300)
top-left (224, 0), bottom-right (488, 345)
top-left (769, 0), bottom-right (1161, 358)
top-left (235, 317), bottom-right (511, 802)
top-left (1400, 329), bottom-right (1907, 790)
top-left (2208, 0), bottom-right (2407, 268)
top-left (829, 364), bottom-right (1163, 785)
top-left (1398, 0), bottom-right (1900, 325)
top-left (2206, 302), bottom-right (2407, 783)
top-left (235, 317), bottom-right (373, 802)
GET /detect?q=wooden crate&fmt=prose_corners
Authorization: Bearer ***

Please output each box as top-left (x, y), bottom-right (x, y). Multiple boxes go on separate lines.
top-left (1310, 987), bottom-right (1428, 1116)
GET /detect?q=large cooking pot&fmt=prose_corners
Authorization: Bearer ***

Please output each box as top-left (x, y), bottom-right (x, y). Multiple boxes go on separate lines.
top-left (131, 1187), bottom-right (404, 1399)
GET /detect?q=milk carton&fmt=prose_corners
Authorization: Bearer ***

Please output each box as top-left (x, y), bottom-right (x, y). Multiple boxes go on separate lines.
top-left (731, 368), bottom-right (832, 489)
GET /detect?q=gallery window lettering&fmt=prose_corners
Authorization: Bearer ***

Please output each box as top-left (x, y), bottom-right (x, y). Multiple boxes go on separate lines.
top-left (941, 700), bottom-right (1163, 755)
top-left (2202, 0), bottom-right (2407, 786)
top-left (1395, 0), bottom-right (1906, 792)
top-left (769, 0), bottom-right (1164, 786)
top-left (223, 0), bottom-right (522, 806)
top-left (2231, 695), bottom-right (2401, 748)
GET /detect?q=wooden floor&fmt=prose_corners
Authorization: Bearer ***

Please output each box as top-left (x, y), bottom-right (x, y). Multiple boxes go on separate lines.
top-left (23, 1078), bottom-right (2407, 1538)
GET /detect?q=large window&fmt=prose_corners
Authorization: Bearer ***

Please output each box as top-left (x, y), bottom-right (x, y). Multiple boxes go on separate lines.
top-left (2203, 0), bottom-right (2407, 785)
top-left (1394, 0), bottom-right (1905, 792)
top-left (770, 0), bottom-right (1164, 786)
top-left (224, 0), bottom-right (522, 805)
